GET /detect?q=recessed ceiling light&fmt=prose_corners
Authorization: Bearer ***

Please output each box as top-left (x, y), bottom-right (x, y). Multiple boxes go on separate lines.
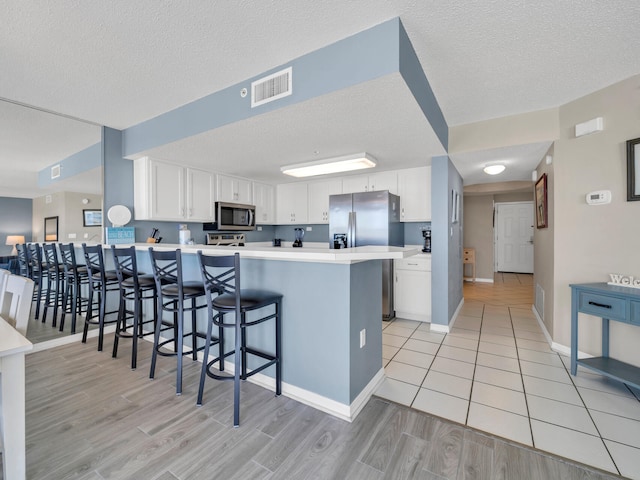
top-left (483, 164), bottom-right (506, 175)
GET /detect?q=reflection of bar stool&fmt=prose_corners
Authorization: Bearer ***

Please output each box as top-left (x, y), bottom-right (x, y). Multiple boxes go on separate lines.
top-left (148, 248), bottom-right (207, 395)
top-left (59, 243), bottom-right (90, 333)
top-left (27, 243), bottom-right (46, 320)
top-left (42, 243), bottom-right (65, 327)
top-left (196, 251), bottom-right (282, 427)
top-left (463, 247), bottom-right (476, 282)
top-left (82, 244), bottom-right (120, 351)
top-left (111, 246), bottom-right (175, 370)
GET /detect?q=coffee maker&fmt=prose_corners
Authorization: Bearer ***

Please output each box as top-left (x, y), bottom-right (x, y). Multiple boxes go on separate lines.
top-left (422, 229), bottom-right (431, 253)
top-left (293, 228), bottom-right (304, 247)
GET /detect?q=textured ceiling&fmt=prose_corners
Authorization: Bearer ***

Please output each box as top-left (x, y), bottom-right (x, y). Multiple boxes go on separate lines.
top-left (2, 0), bottom-right (640, 197)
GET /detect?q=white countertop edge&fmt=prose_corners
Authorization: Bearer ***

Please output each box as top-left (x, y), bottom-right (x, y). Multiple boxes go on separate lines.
top-left (124, 243), bottom-right (420, 263)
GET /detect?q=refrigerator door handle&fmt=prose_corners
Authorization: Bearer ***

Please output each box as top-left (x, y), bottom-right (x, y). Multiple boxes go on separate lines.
top-left (347, 212), bottom-right (355, 248)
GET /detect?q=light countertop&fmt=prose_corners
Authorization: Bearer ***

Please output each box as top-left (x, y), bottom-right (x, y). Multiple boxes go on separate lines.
top-left (127, 242), bottom-right (421, 264)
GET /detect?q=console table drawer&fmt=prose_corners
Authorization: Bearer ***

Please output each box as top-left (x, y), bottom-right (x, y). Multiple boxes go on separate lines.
top-left (578, 292), bottom-right (627, 321)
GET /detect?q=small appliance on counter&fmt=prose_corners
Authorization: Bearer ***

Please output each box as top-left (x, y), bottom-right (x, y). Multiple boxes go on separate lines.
top-left (206, 233), bottom-right (245, 246)
top-left (178, 224), bottom-right (192, 245)
top-left (272, 238), bottom-right (282, 247)
top-left (292, 228), bottom-right (304, 247)
top-left (422, 228), bottom-right (431, 253)
top-left (333, 233), bottom-right (347, 249)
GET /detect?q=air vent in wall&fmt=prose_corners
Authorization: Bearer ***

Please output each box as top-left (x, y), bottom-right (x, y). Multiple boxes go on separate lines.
top-left (51, 164), bottom-right (61, 179)
top-left (251, 67), bottom-right (292, 108)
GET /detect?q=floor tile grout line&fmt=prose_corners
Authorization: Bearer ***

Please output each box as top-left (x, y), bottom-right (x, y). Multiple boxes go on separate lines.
top-left (559, 353), bottom-right (622, 476)
top-left (464, 303), bottom-right (484, 426)
top-left (510, 304), bottom-right (535, 449)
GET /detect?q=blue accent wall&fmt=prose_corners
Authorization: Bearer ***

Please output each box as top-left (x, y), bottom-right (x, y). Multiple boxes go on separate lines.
top-left (398, 22), bottom-right (448, 150)
top-left (37, 142), bottom-right (101, 188)
top-left (0, 196), bottom-right (33, 255)
top-left (124, 18), bottom-right (401, 158)
top-left (431, 156), bottom-right (463, 327)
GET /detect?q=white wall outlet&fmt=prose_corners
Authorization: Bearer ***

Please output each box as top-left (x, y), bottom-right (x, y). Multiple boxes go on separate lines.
top-left (68, 233), bottom-right (76, 239)
top-left (257, 226), bottom-right (262, 231)
top-left (360, 329), bottom-right (366, 348)
top-left (306, 226), bottom-right (312, 231)
top-left (84, 233), bottom-right (89, 239)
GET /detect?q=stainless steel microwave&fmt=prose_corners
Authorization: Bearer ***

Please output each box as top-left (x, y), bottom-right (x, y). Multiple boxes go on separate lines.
top-left (203, 202), bottom-right (256, 231)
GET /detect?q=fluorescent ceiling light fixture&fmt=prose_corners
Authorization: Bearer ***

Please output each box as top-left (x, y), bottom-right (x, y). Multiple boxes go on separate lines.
top-left (483, 164), bottom-right (506, 175)
top-left (281, 153), bottom-right (376, 178)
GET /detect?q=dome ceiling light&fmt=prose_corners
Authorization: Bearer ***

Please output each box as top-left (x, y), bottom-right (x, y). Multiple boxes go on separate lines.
top-left (483, 164), bottom-right (506, 175)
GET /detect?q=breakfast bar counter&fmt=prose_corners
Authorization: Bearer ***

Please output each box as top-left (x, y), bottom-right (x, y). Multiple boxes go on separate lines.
top-left (128, 242), bottom-right (420, 421)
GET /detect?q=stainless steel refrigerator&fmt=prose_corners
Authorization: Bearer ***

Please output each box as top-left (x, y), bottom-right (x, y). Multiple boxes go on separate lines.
top-left (329, 190), bottom-right (404, 320)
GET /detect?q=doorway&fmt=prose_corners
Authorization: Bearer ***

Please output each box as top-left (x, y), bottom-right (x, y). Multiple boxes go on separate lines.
top-left (494, 202), bottom-right (534, 273)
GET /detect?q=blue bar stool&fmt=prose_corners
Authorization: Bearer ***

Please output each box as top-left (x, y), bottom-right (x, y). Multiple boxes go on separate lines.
top-left (81, 244), bottom-right (120, 351)
top-left (196, 251), bottom-right (282, 427)
top-left (148, 248), bottom-right (207, 395)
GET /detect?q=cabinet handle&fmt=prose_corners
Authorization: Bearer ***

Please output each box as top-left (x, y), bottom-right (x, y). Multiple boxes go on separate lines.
top-left (588, 301), bottom-right (612, 309)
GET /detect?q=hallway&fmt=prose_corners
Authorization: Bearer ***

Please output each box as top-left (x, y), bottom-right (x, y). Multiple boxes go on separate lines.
top-left (376, 274), bottom-right (640, 478)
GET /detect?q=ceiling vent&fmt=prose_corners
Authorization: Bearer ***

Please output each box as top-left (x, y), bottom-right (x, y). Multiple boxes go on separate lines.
top-left (51, 164), bottom-right (61, 179)
top-left (251, 67), bottom-right (292, 108)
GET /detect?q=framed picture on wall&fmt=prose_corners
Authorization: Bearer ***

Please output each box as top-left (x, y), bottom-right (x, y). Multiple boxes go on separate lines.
top-left (83, 209), bottom-right (102, 227)
top-left (535, 174), bottom-right (548, 229)
top-left (627, 137), bottom-right (640, 201)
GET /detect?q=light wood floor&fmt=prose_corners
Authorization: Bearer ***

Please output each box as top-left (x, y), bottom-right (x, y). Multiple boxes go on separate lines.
top-left (8, 323), bottom-right (622, 479)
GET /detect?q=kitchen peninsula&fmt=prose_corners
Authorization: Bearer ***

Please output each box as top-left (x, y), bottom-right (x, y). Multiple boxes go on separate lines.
top-left (131, 242), bottom-right (420, 421)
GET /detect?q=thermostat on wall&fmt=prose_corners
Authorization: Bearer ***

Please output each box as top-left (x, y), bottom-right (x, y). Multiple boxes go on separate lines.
top-left (586, 190), bottom-right (611, 205)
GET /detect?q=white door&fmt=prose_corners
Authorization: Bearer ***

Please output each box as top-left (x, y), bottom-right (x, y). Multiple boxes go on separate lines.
top-left (495, 202), bottom-right (534, 273)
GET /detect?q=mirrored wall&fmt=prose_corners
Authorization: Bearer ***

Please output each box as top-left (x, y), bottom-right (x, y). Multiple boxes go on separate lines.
top-left (0, 98), bottom-right (103, 344)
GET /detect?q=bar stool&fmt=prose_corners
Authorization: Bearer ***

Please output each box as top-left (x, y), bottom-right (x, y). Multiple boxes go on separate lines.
top-left (15, 243), bottom-right (30, 277)
top-left (81, 244), bottom-right (120, 351)
top-left (111, 246), bottom-right (172, 370)
top-left (196, 251), bottom-right (282, 427)
top-left (27, 243), bottom-right (46, 320)
top-left (148, 248), bottom-right (207, 394)
top-left (59, 243), bottom-right (90, 333)
top-left (42, 243), bottom-right (65, 327)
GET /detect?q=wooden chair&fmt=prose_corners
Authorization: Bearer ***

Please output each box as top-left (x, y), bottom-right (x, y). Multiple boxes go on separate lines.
top-left (0, 274), bottom-right (35, 336)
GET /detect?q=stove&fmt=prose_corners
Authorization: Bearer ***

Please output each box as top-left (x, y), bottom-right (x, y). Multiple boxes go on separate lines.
top-left (206, 233), bottom-right (245, 246)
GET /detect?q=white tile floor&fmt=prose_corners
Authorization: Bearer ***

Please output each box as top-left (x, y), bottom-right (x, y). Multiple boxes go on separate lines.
top-left (375, 298), bottom-right (640, 478)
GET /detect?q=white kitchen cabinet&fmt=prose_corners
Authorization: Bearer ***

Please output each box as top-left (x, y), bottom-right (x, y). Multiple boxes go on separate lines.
top-left (186, 168), bottom-right (215, 221)
top-left (253, 181), bottom-right (275, 224)
top-left (341, 171), bottom-right (398, 195)
top-left (217, 174), bottom-right (252, 204)
top-left (307, 179), bottom-right (342, 223)
top-left (134, 158), bottom-right (215, 222)
top-left (394, 256), bottom-right (431, 322)
top-left (276, 183), bottom-right (308, 224)
top-left (397, 166), bottom-right (431, 221)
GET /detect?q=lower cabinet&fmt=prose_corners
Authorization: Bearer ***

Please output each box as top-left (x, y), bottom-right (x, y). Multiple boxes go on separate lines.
top-left (394, 256), bottom-right (431, 322)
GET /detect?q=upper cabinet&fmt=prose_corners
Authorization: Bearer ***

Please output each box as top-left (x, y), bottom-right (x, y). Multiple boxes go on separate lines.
top-left (397, 166), bottom-right (431, 221)
top-left (134, 157), bottom-right (215, 222)
top-left (186, 167), bottom-right (215, 221)
top-left (341, 171), bottom-right (398, 195)
top-left (276, 183), bottom-right (308, 224)
top-left (308, 179), bottom-right (342, 223)
top-left (217, 174), bottom-right (252, 204)
top-left (253, 181), bottom-right (275, 224)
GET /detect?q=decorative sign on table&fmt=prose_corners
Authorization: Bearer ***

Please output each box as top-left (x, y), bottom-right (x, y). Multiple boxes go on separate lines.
top-left (105, 227), bottom-right (135, 245)
top-left (608, 273), bottom-right (640, 289)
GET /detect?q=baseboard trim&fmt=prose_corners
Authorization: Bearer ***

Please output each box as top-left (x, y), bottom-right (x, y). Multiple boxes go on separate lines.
top-left (431, 297), bottom-right (465, 334)
top-left (148, 336), bottom-right (384, 422)
top-left (30, 324), bottom-right (117, 353)
top-left (464, 277), bottom-right (494, 283)
top-left (529, 306), bottom-right (591, 360)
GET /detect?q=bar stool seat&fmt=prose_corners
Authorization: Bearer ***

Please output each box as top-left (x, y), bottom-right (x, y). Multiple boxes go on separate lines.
top-left (196, 251), bottom-right (282, 427)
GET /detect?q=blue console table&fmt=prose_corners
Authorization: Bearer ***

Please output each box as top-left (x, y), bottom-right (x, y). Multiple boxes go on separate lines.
top-left (570, 282), bottom-right (640, 390)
